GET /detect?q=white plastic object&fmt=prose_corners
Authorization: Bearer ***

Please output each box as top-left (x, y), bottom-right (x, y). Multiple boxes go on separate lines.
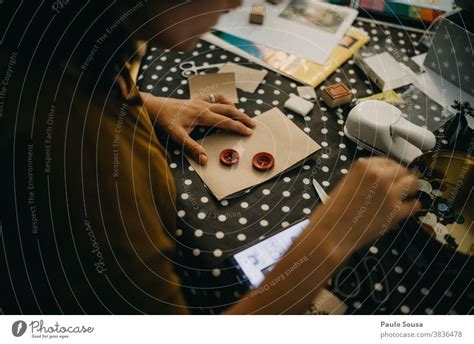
top-left (284, 94), bottom-right (314, 117)
top-left (344, 100), bottom-right (436, 164)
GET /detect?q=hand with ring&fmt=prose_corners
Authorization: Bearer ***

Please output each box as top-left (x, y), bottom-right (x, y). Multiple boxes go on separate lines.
top-left (140, 92), bottom-right (256, 165)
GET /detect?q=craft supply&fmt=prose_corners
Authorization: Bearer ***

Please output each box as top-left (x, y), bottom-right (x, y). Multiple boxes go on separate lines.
top-left (358, 90), bottom-right (405, 105)
top-left (249, 4), bottom-right (266, 25)
top-left (297, 86), bottom-right (317, 102)
top-left (206, 27), bottom-right (369, 87)
top-left (321, 82), bottom-right (352, 108)
top-left (220, 149), bottom-right (239, 166)
top-left (354, 50), bottom-right (416, 91)
top-left (252, 152), bottom-right (275, 172)
top-left (284, 94), bottom-right (314, 117)
top-left (179, 61), bottom-right (225, 78)
top-left (218, 62), bottom-right (267, 93)
top-left (186, 108), bottom-right (321, 200)
top-left (188, 72), bottom-right (238, 103)
top-left (344, 100), bottom-right (436, 164)
top-left (312, 179), bottom-right (329, 204)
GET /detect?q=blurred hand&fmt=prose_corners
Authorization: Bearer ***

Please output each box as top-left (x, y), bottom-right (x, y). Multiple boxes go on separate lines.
top-left (141, 93), bottom-right (255, 165)
top-left (309, 157), bottom-right (421, 255)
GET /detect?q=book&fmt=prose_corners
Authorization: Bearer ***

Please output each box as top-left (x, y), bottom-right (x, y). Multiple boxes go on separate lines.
top-left (203, 27), bottom-right (369, 87)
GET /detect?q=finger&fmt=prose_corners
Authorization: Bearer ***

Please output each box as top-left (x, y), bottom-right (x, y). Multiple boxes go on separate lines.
top-left (395, 175), bottom-right (420, 201)
top-left (396, 199), bottom-right (422, 221)
top-left (213, 93), bottom-right (234, 105)
top-left (202, 111), bottom-right (253, 136)
top-left (210, 104), bottom-right (256, 128)
top-left (170, 128), bottom-right (208, 165)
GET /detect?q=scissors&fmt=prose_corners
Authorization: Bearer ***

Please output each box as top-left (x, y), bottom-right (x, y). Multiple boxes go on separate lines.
top-left (179, 61), bottom-right (225, 78)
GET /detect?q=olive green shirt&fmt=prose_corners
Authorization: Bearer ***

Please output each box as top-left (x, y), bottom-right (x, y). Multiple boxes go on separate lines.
top-left (0, 51), bottom-right (188, 314)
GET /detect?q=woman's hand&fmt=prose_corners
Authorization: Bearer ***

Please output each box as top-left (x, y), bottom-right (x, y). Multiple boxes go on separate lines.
top-left (309, 157), bottom-right (421, 256)
top-left (140, 92), bottom-right (256, 165)
top-left (227, 157), bottom-right (421, 314)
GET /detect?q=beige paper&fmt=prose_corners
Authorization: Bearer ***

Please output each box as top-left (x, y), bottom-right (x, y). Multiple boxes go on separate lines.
top-left (310, 289), bottom-right (348, 315)
top-left (218, 62), bottom-right (267, 93)
top-left (188, 72), bottom-right (238, 103)
top-left (188, 108), bottom-right (321, 200)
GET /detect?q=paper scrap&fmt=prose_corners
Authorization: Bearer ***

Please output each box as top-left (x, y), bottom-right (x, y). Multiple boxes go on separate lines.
top-left (218, 62), bottom-right (267, 93)
top-left (188, 72), bottom-right (238, 103)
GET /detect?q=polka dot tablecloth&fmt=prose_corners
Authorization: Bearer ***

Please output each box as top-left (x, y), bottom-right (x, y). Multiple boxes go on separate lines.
top-left (137, 19), bottom-right (473, 314)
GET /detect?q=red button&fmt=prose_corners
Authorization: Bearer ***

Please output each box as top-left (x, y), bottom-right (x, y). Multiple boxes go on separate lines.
top-left (220, 149), bottom-right (239, 166)
top-left (252, 152), bottom-right (275, 171)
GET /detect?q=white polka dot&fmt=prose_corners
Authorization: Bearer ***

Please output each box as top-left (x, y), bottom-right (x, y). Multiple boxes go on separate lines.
top-left (146, 84), bottom-right (153, 90)
top-left (303, 193), bottom-right (311, 200)
top-left (194, 229), bottom-right (203, 237)
top-left (282, 206), bottom-right (290, 213)
top-left (218, 215), bottom-right (227, 222)
top-left (197, 212), bottom-right (206, 220)
top-left (261, 204), bottom-right (269, 211)
top-left (161, 87), bottom-right (169, 92)
top-left (237, 234), bottom-right (246, 241)
top-left (192, 248), bottom-right (200, 256)
top-left (303, 208), bottom-right (311, 215)
top-left (369, 246), bottom-right (379, 254)
top-left (240, 97), bottom-right (247, 103)
top-left (394, 266), bottom-right (403, 274)
top-left (260, 220), bottom-right (269, 227)
top-left (212, 268), bottom-right (221, 277)
top-left (322, 166), bottom-right (329, 173)
top-left (391, 249), bottom-right (399, 256)
top-left (303, 178), bottom-right (311, 185)
top-left (341, 168), bottom-right (348, 174)
top-left (200, 196), bottom-right (208, 203)
top-left (272, 100), bottom-right (279, 106)
top-left (282, 191), bottom-right (291, 197)
top-left (281, 221), bottom-right (290, 228)
top-left (181, 193), bottom-right (189, 200)
top-left (239, 217), bottom-right (248, 225)
top-left (321, 128), bottom-right (328, 134)
top-left (177, 210), bottom-right (186, 218)
top-left (424, 308), bottom-right (433, 315)
top-left (283, 177), bottom-right (291, 182)
top-left (170, 163), bottom-right (177, 169)
top-left (184, 179), bottom-right (192, 186)
top-left (374, 283), bottom-right (384, 291)
top-left (213, 249), bottom-right (223, 257)
top-left (258, 89), bottom-right (265, 95)
top-left (220, 200), bottom-right (229, 206)
top-left (397, 285), bottom-right (407, 294)
top-left (262, 189), bottom-right (270, 195)
top-left (240, 202), bottom-right (249, 209)
top-left (273, 90), bottom-right (281, 95)
top-left (176, 229), bottom-right (183, 237)
top-left (274, 80), bottom-right (282, 85)
top-left (353, 301), bottom-right (362, 309)
top-left (421, 288), bottom-right (429, 295)
top-left (400, 305), bottom-right (410, 314)
top-left (215, 231), bottom-right (225, 239)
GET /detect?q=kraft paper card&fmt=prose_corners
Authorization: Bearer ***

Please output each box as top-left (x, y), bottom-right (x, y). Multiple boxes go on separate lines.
top-left (218, 62), bottom-right (267, 93)
top-left (188, 72), bottom-right (238, 103)
top-left (310, 289), bottom-right (348, 315)
top-left (187, 108), bottom-right (321, 200)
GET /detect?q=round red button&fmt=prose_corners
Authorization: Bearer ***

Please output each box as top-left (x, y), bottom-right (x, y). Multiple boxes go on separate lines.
top-left (220, 149), bottom-right (239, 166)
top-left (252, 152), bottom-right (275, 171)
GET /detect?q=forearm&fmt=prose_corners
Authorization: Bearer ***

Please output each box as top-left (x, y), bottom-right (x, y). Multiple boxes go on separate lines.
top-left (225, 221), bottom-right (350, 314)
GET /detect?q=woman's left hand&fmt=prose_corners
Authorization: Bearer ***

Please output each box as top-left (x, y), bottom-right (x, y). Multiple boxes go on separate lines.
top-left (141, 93), bottom-right (256, 165)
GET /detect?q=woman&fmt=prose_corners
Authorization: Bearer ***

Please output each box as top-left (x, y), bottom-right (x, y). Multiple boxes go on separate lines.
top-left (0, 1), bottom-right (420, 314)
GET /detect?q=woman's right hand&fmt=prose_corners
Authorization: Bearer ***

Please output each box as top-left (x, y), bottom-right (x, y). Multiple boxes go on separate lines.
top-left (227, 157), bottom-right (421, 314)
top-left (309, 157), bottom-right (421, 256)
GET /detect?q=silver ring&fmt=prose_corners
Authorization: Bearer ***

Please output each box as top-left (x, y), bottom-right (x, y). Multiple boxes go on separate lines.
top-left (208, 93), bottom-right (216, 104)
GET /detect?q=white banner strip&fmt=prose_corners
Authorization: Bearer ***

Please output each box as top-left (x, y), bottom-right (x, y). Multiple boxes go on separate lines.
top-left (0, 315), bottom-right (472, 344)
